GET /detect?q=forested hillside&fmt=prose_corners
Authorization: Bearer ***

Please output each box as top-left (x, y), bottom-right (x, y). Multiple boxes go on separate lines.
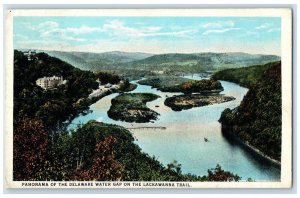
top-left (14, 50), bottom-right (99, 128)
top-left (124, 52), bottom-right (280, 73)
top-left (217, 61), bottom-right (282, 161)
top-left (43, 50), bottom-right (152, 71)
top-left (212, 61), bottom-right (281, 88)
top-left (13, 50), bottom-right (241, 182)
top-left (41, 50), bottom-right (280, 73)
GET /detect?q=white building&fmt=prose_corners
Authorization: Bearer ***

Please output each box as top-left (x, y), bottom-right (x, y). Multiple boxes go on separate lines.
top-left (36, 76), bottom-right (64, 90)
top-left (23, 50), bottom-right (37, 61)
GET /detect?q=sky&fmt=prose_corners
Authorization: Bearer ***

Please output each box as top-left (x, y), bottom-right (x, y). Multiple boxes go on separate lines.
top-left (13, 16), bottom-right (281, 55)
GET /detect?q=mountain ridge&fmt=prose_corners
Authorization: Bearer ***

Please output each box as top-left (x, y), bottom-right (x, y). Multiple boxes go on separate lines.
top-left (24, 49), bottom-right (281, 73)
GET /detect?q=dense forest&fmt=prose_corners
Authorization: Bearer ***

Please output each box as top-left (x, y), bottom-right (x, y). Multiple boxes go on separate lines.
top-left (216, 61), bottom-right (282, 161)
top-left (138, 76), bottom-right (223, 93)
top-left (13, 50), bottom-right (241, 181)
top-left (179, 79), bottom-right (223, 93)
top-left (94, 71), bottom-right (121, 84)
top-left (108, 93), bottom-right (161, 123)
top-left (14, 50), bottom-right (99, 129)
top-left (14, 120), bottom-right (241, 181)
top-left (212, 61), bottom-right (280, 88)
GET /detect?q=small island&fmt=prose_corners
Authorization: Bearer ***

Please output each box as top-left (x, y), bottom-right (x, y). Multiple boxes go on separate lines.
top-left (165, 94), bottom-right (235, 111)
top-left (138, 76), bottom-right (224, 94)
top-left (107, 93), bottom-right (160, 123)
top-left (138, 76), bottom-right (190, 92)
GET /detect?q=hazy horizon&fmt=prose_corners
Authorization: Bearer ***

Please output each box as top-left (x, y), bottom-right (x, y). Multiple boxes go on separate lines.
top-left (14, 16), bottom-right (281, 56)
top-left (15, 48), bottom-right (281, 57)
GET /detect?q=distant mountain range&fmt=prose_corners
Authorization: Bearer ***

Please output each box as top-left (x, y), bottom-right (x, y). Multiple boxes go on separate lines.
top-left (37, 50), bottom-right (281, 73)
top-left (40, 50), bottom-right (153, 71)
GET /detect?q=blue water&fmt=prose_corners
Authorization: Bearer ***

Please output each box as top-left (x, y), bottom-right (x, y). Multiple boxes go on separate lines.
top-left (69, 74), bottom-right (281, 181)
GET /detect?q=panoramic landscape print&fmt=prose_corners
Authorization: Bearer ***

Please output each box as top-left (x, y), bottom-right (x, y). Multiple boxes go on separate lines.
top-left (11, 13), bottom-right (285, 186)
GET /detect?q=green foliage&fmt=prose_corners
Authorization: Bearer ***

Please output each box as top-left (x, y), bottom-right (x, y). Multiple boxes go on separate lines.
top-left (212, 61), bottom-right (280, 88)
top-left (165, 94), bottom-right (235, 111)
top-left (108, 93), bottom-right (160, 123)
top-left (139, 76), bottom-right (223, 94)
top-left (120, 52), bottom-right (280, 73)
top-left (95, 71), bottom-right (121, 84)
top-left (13, 117), bottom-right (241, 181)
top-left (203, 164), bottom-right (241, 181)
top-left (45, 50), bottom-right (280, 74)
top-left (48, 121), bottom-right (241, 181)
top-left (13, 50), bottom-right (242, 182)
top-left (138, 76), bottom-right (189, 90)
top-left (118, 79), bottom-right (137, 92)
top-left (45, 50), bottom-right (152, 71)
top-left (112, 93), bottom-right (160, 103)
top-left (13, 50), bottom-right (98, 128)
top-left (219, 61), bottom-right (282, 160)
top-left (180, 79), bottom-right (223, 93)
top-left (73, 136), bottom-right (123, 181)
top-left (13, 118), bottom-right (48, 180)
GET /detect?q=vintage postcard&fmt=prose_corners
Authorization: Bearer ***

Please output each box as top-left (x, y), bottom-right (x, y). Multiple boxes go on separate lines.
top-left (5, 8), bottom-right (292, 188)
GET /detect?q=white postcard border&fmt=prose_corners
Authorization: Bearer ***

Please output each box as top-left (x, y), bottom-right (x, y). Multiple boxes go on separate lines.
top-left (5, 8), bottom-right (293, 189)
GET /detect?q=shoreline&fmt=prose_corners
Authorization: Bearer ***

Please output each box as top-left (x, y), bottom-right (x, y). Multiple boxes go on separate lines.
top-left (107, 93), bottom-right (161, 123)
top-left (66, 77), bottom-right (280, 180)
top-left (164, 94), bottom-right (235, 111)
top-left (67, 83), bottom-right (138, 129)
top-left (221, 125), bottom-right (281, 167)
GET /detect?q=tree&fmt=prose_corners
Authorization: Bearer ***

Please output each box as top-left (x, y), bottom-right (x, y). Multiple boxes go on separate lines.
top-left (119, 79), bottom-right (130, 92)
top-left (95, 71), bottom-right (120, 84)
top-left (205, 164), bottom-right (241, 181)
top-left (13, 118), bottom-right (48, 180)
top-left (167, 160), bottom-right (182, 174)
top-left (73, 136), bottom-right (123, 181)
top-left (218, 62), bottom-right (282, 161)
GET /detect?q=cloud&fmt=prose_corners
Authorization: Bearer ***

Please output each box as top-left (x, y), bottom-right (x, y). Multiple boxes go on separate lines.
top-left (255, 23), bottom-right (272, 29)
top-left (201, 21), bottom-right (238, 36)
top-left (21, 19), bottom-right (197, 45)
top-left (61, 35), bottom-right (86, 42)
top-left (102, 19), bottom-right (194, 38)
top-left (255, 23), bottom-right (280, 33)
top-left (39, 29), bottom-right (86, 42)
top-left (64, 25), bottom-right (104, 34)
top-left (202, 28), bottom-right (240, 35)
top-left (14, 34), bottom-right (29, 40)
top-left (268, 28), bottom-right (280, 33)
top-left (38, 21), bottom-right (59, 29)
top-left (202, 21), bottom-right (234, 29)
top-left (20, 20), bottom-right (96, 42)
top-left (37, 25), bottom-right (92, 42)
top-left (22, 21), bottom-right (59, 31)
top-left (22, 22), bottom-right (38, 30)
top-left (103, 20), bottom-right (140, 36)
top-left (14, 18), bottom-right (281, 56)
top-left (42, 26), bottom-right (103, 36)
top-left (103, 20), bottom-right (160, 37)
top-left (142, 30), bottom-right (196, 37)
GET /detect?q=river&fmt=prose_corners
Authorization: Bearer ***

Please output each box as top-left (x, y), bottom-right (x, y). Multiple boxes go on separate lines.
top-left (69, 74), bottom-right (280, 181)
